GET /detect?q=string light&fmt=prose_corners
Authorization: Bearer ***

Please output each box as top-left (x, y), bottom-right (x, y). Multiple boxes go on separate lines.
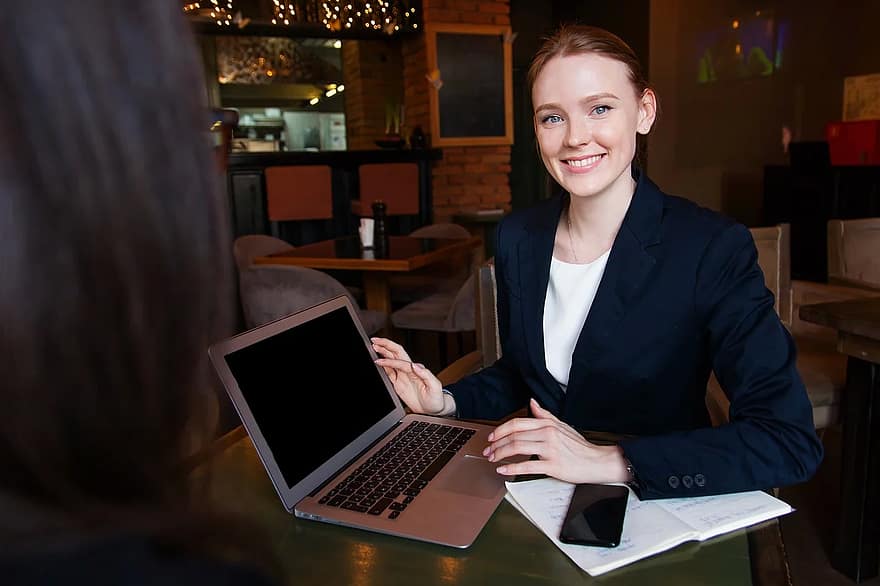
top-left (210, 0), bottom-right (233, 26)
top-left (185, 0), bottom-right (417, 34)
top-left (271, 1), bottom-right (296, 25)
top-left (320, 1), bottom-right (416, 34)
top-left (183, 0), bottom-right (232, 25)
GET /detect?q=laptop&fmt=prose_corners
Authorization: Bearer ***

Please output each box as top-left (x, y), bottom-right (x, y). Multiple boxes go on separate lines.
top-left (208, 295), bottom-right (510, 548)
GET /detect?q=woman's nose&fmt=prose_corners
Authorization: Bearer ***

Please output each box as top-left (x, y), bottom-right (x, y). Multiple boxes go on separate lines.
top-left (565, 117), bottom-right (592, 147)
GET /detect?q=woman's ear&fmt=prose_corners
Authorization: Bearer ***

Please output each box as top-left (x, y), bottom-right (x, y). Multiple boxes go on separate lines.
top-left (637, 88), bottom-right (657, 135)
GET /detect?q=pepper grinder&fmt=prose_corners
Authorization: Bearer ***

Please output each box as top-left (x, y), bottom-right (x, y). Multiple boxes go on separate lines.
top-left (371, 200), bottom-right (388, 257)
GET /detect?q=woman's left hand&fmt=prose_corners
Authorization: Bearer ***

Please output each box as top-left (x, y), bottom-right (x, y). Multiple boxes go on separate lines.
top-left (483, 398), bottom-right (630, 484)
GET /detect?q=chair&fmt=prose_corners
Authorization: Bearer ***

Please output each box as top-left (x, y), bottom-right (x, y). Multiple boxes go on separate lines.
top-left (787, 218), bottom-right (880, 429)
top-left (238, 265), bottom-right (387, 335)
top-left (705, 224), bottom-right (792, 426)
top-left (232, 234), bottom-right (295, 272)
top-left (390, 273), bottom-right (476, 369)
top-left (437, 260), bottom-right (499, 385)
top-left (706, 221), bottom-right (880, 430)
top-left (352, 162), bottom-right (421, 235)
top-left (826, 217), bottom-right (880, 289)
top-left (353, 162), bottom-right (420, 217)
top-left (389, 222), bottom-right (475, 305)
top-left (264, 165), bottom-right (334, 244)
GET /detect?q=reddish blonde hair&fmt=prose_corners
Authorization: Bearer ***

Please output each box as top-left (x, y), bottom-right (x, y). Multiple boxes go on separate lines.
top-left (528, 24), bottom-right (653, 101)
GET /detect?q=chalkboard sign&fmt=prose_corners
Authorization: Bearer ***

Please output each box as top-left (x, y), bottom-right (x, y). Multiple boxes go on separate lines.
top-left (427, 24), bottom-right (513, 147)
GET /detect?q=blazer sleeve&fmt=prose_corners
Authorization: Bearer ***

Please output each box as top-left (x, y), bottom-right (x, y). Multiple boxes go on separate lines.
top-left (446, 218), bottom-right (531, 420)
top-left (619, 223), bottom-right (823, 499)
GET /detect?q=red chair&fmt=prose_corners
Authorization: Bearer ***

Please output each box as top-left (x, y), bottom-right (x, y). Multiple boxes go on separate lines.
top-left (264, 165), bottom-right (334, 243)
top-left (352, 162), bottom-right (420, 217)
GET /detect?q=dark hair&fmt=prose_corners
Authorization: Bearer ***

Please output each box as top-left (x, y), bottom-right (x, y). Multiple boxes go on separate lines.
top-left (0, 0), bottom-right (273, 572)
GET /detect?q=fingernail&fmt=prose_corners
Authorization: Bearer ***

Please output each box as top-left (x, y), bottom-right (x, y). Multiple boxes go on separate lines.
top-left (487, 432), bottom-right (494, 441)
top-left (482, 447), bottom-right (489, 456)
top-left (414, 363), bottom-right (424, 368)
top-left (496, 466), bottom-right (507, 474)
top-left (487, 453), bottom-right (495, 462)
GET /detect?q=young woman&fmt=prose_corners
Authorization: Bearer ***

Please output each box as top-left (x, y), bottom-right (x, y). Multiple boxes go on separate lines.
top-left (0, 1), bottom-right (277, 582)
top-left (373, 24), bottom-right (822, 500)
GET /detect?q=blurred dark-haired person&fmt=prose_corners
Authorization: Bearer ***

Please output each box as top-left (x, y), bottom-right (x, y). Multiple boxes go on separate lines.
top-left (374, 24), bottom-right (822, 500)
top-left (0, 1), bottom-right (277, 583)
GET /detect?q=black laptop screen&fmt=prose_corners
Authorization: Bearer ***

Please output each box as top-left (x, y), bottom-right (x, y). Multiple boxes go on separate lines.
top-left (225, 307), bottom-right (397, 489)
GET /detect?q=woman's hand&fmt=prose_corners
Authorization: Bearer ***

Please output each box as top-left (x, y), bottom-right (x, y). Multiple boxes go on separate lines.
top-left (371, 337), bottom-right (454, 417)
top-left (483, 398), bottom-right (630, 484)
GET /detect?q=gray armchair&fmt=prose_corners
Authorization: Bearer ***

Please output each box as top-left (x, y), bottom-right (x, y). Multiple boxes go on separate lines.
top-left (232, 234), bottom-right (295, 272)
top-left (238, 265), bottom-right (387, 335)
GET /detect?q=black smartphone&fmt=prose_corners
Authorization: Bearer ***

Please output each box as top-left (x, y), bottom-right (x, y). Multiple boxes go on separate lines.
top-left (559, 483), bottom-right (629, 547)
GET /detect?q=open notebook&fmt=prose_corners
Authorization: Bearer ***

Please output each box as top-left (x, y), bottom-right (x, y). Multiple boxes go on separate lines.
top-left (209, 295), bottom-right (509, 548)
top-left (505, 477), bottom-right (792, 576)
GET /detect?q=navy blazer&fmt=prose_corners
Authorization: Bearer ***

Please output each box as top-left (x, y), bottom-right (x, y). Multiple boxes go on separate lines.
top-left (447, 171), bottom-right (823, 499)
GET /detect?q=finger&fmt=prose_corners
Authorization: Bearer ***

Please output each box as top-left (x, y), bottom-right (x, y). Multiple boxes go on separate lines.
top-left (374, 357), bottom-right (417, 373)
top-left (371, 337), bottom-right (411, 361)
top-left (495, 458), bottom-right (550, 477)
top-left (528, 398), bottom-right (582, 441)
top-left (410, 362), bottom-right (440, 388)
top-left (486, 437), bottom-right (545, 464)
top-left (488, 416), bottom-right (559, 443)
top-left (530, 398), bottom-right (560, 422)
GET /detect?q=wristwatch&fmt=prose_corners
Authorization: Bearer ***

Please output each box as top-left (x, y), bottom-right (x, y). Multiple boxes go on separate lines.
top-left (623, 456), bottom-right (641, 492)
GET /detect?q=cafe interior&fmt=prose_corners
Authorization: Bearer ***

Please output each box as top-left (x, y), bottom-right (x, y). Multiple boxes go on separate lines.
top-left (153, 0), bottom-right (880, 584)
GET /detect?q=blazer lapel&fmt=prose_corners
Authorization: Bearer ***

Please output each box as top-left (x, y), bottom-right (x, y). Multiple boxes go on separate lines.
top-left (569, 172), bottom-right (664, 376)
top-left (517, 197), bottom-right (567, 407)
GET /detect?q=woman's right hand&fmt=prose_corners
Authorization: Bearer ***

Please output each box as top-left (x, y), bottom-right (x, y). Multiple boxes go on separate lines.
top-left (371, 337), bottom-right (454, 417)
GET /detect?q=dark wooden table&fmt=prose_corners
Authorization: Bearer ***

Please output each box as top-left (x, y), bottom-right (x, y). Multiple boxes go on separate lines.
top-left (254, 235), bottom-right (482, 315)
top-left (799, 297), bottom-right (880, 582)
top-left (196, 427), bottom-right (790, 586)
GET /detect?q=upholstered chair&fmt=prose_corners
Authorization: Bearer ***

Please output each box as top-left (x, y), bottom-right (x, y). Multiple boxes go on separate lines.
top-left (390, 273), bottom-right (476, 368)
top-left (707, 221), bottom-right (880, 430)
top-left (238, 265), bottom-right (386, 335)
top-left (233, 234), bottom-right (295, 272)
top-left (389, 222), bottom-right (475, 306)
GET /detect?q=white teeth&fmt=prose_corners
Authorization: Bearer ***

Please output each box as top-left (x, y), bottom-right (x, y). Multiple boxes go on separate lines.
top-left (567, 154), bottom-right (603, 167)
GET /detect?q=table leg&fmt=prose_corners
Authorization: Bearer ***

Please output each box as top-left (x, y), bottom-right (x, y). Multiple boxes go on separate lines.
top-left (832, 357), bottom-right (880, 582)
top-left (361, 273), bottom-right (391, 314)
top-left (361, 273), bottom-right (394, 338)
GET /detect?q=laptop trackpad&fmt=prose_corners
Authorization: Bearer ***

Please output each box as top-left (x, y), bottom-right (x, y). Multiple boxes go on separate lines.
top-left (436, 457), bottom-right (503, 499)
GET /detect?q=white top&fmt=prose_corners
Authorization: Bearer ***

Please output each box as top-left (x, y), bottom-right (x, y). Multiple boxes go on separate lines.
top-left (543, 251), bottom-right (611, 389)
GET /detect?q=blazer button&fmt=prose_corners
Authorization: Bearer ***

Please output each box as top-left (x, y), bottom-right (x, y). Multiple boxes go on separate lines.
top-left (694, 474), bottom-right (706, 487)
top-left (682, 475), bottom-right (694, 488)
top-left (667, 475), bottom-right (680, 489)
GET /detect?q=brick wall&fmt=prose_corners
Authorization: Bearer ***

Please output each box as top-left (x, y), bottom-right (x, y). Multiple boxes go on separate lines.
top-left (343, 39), bottom-right (403, 150)
top-left (418, 0), bottom-right (512, 221)
top-left (345, 0), bottom-right (512, 219)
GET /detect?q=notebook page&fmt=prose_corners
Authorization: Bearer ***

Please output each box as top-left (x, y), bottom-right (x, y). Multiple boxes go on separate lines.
top-left (505, 478), bottom-right (694, 576)
top-left (655, 490), bottom-right (793, 541)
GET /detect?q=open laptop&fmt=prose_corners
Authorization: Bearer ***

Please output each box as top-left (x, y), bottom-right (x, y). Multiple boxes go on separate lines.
top-left (208, 295), bottom-right (509, 548)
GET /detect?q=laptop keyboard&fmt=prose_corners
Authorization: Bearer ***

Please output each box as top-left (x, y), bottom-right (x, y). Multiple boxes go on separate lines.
top-left (318, 421), bottom-right (476, 520)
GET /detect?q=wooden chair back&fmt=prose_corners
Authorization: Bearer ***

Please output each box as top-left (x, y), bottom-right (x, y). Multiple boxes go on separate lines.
top-left (750, 223), bottom-right (792, 325)
top-left (475, 260), bottom-right (501, 369)
top-left (827, 217), bottom-right (880, 290)
top-left (706, 223), bottom-right (791, 427)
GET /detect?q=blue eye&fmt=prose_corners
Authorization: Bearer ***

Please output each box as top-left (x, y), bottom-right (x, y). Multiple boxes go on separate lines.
top-left (541, 114), bottom-right (563, 124)
top-left (593, 105), bottom-right (612, 116)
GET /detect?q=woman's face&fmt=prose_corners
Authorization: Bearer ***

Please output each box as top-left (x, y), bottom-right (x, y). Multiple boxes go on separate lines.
top-left (532, 53), bottom-right (655, 202)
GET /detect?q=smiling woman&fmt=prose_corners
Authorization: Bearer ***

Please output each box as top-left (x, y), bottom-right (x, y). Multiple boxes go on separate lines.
top-left (373, 24), bottom-right (822, 504)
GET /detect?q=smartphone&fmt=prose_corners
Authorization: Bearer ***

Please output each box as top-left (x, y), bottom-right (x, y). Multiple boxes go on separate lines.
top-left (559, 483), bottom-right (629, 547)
